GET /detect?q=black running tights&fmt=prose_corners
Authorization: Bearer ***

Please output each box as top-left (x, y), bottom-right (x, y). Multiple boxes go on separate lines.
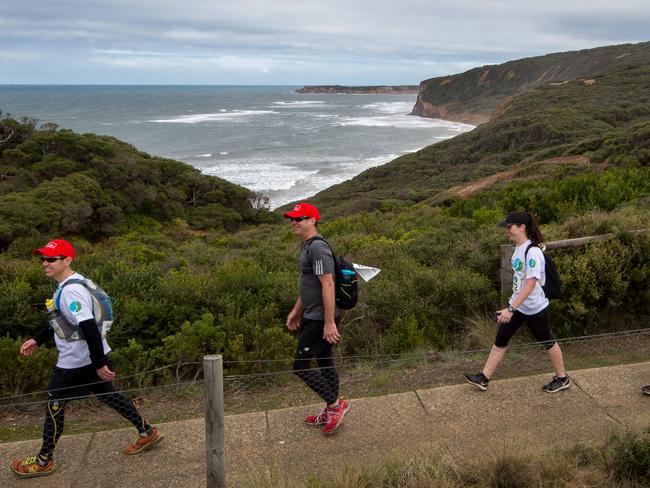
top-left (39, 364), bottom-right (150, 459)
top-left (293, 317), bottom-right (340, 405)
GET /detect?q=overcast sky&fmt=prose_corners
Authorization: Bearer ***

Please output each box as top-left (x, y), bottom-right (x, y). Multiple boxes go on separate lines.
top-left (1, 0), bottom-right (648, 85)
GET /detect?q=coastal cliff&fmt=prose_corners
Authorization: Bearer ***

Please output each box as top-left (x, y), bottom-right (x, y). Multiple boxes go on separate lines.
top-left (304, 57), bottom-right (650, 217)
top-left (412, 41), bottom-right (650, 125)
top-left (410, 90), bottom-right (489, 125)
top-left (296, 85), bottom-right (419, 94)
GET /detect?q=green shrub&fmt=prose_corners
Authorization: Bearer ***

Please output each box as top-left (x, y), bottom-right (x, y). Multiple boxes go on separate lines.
top-left (552, 234), bottom-right (650, 336)
top-left (0, 336), bottom-right (56, 395)
top-left (109, 339), bottom-right (167, 388)
top-left (163, 313), bottom-right (226, 381)
top-left (604, 430), bottom-right (650, 484)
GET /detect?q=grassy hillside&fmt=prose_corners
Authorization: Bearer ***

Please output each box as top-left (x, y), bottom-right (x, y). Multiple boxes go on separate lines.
top-left (412, 41), bottom-right (650, 124)
top-left (306, 62), bottom-right (650, 217)
top-left (1, 44), bottom-right (649, 397)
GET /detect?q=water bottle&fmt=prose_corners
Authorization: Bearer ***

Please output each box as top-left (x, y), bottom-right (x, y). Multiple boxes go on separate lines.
top-left (341, 269), bottom-right (356, 283)
top-left (46, 298), bottom-right (65, 339)
top-left (46, 298), bottom-right (61, 320)
top-left (45, 298), bottom-right (82, 341)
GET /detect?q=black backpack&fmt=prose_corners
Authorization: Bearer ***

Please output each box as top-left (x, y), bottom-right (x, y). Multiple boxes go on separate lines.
top-left (525, 243), bottom-right (561, 299)
top-left (309, 237), bottom-right (358, 310)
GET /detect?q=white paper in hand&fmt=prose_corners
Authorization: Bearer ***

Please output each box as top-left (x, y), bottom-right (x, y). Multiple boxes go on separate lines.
top-left (352, 263), bottom-right (381, 282)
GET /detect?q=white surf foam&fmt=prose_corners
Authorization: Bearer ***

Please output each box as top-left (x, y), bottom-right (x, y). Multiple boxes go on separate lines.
top-left (272, 101), bottom-right (326, 107)
top-left (336, 115), bottom-right (434, 129)
top-left (361, 101), bottom-right (414, 114)
top-left (203, 160), bottom-right (319, 192)
top-left (150, 110), bottom-right (277, 124)
top-left (338, 114), bottom-right (474, 130)
top-left (265, 153), bottom-right (404, 208)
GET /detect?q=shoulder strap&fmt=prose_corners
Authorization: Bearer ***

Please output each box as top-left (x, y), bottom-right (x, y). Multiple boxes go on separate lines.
top-left (308, 236), bottom-right (326, 245)
top-left (307, 236), bottom-right (334, 255)
top-left (306, 236), bottom-right (338, 273)
top-left (54, 278), bottom-right (88, 310)
top-left (524, 243), bottom-right (539, 258)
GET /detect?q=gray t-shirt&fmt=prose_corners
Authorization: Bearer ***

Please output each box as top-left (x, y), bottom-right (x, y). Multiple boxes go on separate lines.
top-left (299, 235), bottom-right (339, 320)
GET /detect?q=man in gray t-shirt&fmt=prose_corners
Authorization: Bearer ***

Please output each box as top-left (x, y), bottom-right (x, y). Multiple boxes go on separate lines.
top-left (299, 237), bottom-right (340, 321)
top-left (284, 202), bottom-right (350, 435)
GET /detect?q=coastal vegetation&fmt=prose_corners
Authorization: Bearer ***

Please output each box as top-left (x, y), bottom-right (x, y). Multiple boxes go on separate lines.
top-left (247, 428), bottom-right (650, 487)
top-left (411, 41), bottom-right (650, 124)
top-left (1, 42), bottom-right (649, 397)
top-left (307, 62), bottom-right (650, 216)
top-left (0, 113), bottom-right (272, 248)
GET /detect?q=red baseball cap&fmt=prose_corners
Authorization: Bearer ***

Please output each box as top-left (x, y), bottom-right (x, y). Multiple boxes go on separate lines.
top-left (283, 203), bottom-right (320, 221)
top-left (32, 239), bottom-right (77, 260)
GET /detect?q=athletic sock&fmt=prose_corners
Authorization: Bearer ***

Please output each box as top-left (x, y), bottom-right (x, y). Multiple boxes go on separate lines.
top-left (36, 454), bottom-right (50, 466)
top-left (138, 423), bottom-right (153, 437)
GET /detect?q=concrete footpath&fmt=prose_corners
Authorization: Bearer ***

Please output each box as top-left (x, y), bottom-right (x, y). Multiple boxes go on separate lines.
top-left (2, 361), bottom-right (650, 487)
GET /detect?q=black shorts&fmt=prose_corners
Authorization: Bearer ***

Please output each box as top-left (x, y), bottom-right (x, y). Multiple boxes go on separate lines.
top-left (47, 360), bottom-right (116, 401)
top-left (296, 316), bottom-right (341, 358)
top-left (494, 307), bottom-right (556, 349)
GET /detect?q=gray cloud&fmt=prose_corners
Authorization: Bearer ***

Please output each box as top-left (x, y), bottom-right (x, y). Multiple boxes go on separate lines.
top-left (1, 0), bottom-right (648, 84)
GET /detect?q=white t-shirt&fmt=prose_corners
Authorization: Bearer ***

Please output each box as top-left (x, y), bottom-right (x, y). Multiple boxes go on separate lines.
top-left (53, 273), bottom-right (111, 369)
top-left (509, 240), bottom-right (549, 315)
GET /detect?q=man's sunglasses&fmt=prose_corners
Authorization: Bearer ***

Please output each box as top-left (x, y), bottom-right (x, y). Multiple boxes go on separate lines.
top-left (40, 256), bottom-right (66, 263)
top-left (290, 216), bottom-right (311, 222)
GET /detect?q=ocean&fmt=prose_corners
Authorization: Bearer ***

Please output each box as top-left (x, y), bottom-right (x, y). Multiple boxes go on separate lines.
top-left (0, 85), bottom-right (473, 208)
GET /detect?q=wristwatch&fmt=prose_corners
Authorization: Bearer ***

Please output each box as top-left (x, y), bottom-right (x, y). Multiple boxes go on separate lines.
top-left (507, 305), bottom-right (515, 313)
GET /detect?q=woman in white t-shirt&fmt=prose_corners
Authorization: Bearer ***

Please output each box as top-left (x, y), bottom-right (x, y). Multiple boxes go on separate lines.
top-left (464, 212), bottom-right (570, 393)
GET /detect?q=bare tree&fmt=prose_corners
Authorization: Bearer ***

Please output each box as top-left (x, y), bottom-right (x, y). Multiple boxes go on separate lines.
top-left (0, 128), bottom-right (15, 148)
top-left (248, 191), bottom-right (271, 218)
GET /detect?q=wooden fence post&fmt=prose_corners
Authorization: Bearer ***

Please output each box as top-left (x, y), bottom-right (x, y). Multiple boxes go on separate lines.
top-left (204, 355), bottom-right (226, 488)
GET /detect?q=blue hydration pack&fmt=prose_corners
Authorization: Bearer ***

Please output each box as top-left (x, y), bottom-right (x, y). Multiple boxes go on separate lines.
top-left (309, 237), bottom-right (359, 310)
top-left (50, 278), bottom-right (114, 342)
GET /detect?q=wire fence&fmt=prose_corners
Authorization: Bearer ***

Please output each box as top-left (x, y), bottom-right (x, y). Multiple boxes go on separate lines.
top-left (2, 327), bottom-right (649, 417)
top-left (2, 327), bottom-right (649, 488)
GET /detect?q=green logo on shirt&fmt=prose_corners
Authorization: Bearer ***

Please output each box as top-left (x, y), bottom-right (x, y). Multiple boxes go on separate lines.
top-left (513, 258), bottom-right (524, 272)
top-left (69, 301), bottom-right (82, 313)
top-left (528, 258), bottom-right (536, 268)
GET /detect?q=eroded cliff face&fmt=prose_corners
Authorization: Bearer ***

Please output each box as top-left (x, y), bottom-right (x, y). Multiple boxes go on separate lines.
top-left (411, 94), bottom-right (490, 125)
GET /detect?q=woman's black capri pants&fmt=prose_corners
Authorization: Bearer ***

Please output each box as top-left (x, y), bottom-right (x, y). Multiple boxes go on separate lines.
top-left (494, 306), bottom-right (556, 349)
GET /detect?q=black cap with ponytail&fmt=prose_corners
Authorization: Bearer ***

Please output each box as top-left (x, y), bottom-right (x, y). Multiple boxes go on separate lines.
top-left (526, 212), bottom-right (544, 245)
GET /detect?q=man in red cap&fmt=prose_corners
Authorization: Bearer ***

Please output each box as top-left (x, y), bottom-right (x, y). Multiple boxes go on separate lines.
top-left (284, 203), bottom-right (350, 435)
top-left (10, 239), bottom-right (162, 478)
